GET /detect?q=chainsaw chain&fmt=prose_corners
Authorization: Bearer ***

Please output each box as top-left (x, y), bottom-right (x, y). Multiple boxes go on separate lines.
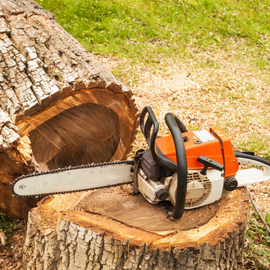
top-left (10, 160), bottom-right (134, 197)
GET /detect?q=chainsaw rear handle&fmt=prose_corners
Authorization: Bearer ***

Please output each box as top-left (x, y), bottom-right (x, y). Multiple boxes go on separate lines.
top-left (165, 113), bottom-right (188, 220)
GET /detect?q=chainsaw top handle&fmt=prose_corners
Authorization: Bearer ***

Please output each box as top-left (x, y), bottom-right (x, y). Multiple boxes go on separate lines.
top-left (140, 106), bottom-right (188, 220)
top-left (140, 106), bottom-right (187, 170)
top-left (140, 106), bottom-right (159, 163)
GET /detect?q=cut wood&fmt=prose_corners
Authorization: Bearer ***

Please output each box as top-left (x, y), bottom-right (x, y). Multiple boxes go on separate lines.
top-left (0, 0), bottom-right (138, 219)
top-left (0, 229), bottom-right (6, 246)
top-left (23, 185), bottom-right (249, 269)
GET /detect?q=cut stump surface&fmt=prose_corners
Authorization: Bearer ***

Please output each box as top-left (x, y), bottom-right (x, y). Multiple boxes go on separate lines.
top-left (23, 185), bottom-right (249, 269)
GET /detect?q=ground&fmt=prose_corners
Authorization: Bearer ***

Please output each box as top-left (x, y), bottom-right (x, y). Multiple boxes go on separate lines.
top-left (1, 52), bottom-right (270, 269)
top-left (0, 219), bottom-right (25, 269)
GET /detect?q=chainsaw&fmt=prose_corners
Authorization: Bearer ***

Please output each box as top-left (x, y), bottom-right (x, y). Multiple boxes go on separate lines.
top-left (11, 106), bottom-right (270, 220)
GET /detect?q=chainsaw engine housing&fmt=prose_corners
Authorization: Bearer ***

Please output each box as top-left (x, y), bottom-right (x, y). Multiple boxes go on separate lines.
top-left (156, 127), bottom-right (239, 178)
top-left (138, 150), bottom-right (224, 209)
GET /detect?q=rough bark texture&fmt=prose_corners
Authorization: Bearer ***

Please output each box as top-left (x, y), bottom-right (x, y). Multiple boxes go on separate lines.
top-left (23, 186), bottom-right (249, 270)
top-left (0, 0), bottom-right (139, 218)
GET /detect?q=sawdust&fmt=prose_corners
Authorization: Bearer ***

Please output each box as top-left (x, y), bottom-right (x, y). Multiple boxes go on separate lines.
top-left (249, 182), bottom-right (270, 220)
top-left (0, 220), bottom-right (25, 270)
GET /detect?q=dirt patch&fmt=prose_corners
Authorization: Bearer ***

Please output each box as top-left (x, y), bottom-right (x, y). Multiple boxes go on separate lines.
top-left (0, 220), bottom-right (26, 270)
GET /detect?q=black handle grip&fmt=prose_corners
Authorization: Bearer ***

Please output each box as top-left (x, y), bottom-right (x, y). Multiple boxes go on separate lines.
top-left (165, 113), bottom-right (188, 220)
top-left (140, 107), bottom-right (188, 220)
top-left (140, 106), bottom-right (160, 164)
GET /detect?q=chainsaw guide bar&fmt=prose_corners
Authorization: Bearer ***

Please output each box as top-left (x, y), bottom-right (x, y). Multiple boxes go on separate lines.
top-left (11, 160), bottom-right (134, 197)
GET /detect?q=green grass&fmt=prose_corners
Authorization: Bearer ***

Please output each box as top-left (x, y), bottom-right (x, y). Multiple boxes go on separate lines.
top-left (36, 0), bottom-right (270, 67)
top-left (240, 134), bottom-right (270, 158)
top-left (245, 207), bottom-right (270, 269)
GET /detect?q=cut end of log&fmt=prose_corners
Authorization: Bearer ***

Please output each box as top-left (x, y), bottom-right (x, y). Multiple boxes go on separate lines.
top-left (28, 102), bottom-right (120, 169)
top-left (16, 87), bottom-right (138, 170)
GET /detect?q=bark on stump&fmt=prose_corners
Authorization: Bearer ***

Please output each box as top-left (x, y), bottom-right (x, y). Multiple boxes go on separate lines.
top-left (0, 0), bottom-right (138, 218)
top-left (23, 186), bottom-right (249, 270)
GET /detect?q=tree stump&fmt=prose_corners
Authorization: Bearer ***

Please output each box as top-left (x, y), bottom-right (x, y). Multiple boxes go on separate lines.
top-left (23, 185), bottom-right (249, 269)
top-left (0, 0), bottom-right (138, 218)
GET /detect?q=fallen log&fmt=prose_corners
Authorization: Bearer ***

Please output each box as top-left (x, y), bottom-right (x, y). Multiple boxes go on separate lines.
top-left (0, 0), bottom-right (138, 218)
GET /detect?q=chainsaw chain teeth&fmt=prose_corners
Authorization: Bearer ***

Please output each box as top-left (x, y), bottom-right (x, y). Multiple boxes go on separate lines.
top-left (10, 160), bottom-right (134, 197)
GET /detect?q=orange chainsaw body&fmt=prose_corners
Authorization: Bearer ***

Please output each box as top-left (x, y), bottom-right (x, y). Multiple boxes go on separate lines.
top-left (155, 127), bottom-right (239, 178)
